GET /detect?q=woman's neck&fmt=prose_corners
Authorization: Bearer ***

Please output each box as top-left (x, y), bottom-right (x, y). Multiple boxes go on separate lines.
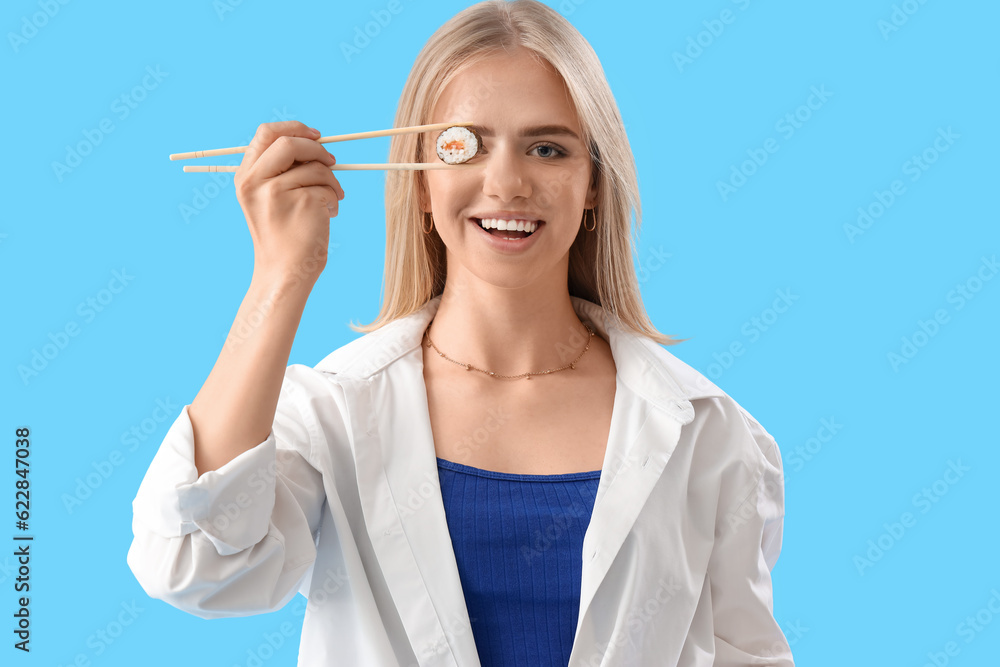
top-left (427, 274), bottom-right (594, 376)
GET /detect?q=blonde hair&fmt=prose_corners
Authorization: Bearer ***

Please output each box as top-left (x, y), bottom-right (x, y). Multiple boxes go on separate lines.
top-left (350, 0), bottom-right (681, 346)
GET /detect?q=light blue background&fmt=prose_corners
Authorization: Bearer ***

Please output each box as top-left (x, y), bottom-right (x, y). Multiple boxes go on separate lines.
top-left (3, 0), bottom-right (998, 665)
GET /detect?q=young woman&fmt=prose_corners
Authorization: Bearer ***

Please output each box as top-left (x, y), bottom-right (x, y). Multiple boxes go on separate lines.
top-left (127, 2), bottom-right (793, 665)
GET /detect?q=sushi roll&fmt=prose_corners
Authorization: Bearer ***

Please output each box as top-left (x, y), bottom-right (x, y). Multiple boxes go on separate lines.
top-left (435, 125), bottom-right (482, 164)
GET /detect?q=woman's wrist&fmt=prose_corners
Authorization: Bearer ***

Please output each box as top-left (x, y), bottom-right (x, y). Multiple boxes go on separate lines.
top-left (250, 263), bottom-right (319, 301)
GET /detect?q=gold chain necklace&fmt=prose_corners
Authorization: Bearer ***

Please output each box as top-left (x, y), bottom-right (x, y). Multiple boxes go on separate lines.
top-left (422, 318), bottom-right (595, 380)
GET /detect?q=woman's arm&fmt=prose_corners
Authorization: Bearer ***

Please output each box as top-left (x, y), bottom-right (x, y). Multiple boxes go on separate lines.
top-left (189, 271), bottom-right (313, 476)
top-left (127, 121), bottom-right (343, 617)
top-left (188, 120), bottom-right (343, 476)
top-left (707, 399), bottom-right (794, 666)
top-left (127, 366), bottom-right (328, 618)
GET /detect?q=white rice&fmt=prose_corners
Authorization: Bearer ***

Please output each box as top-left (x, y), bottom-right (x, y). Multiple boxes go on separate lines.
top-left (435, 126), bottom-right (480, 164)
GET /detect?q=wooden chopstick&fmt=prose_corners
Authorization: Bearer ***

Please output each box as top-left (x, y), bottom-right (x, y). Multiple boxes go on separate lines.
top-left (183, 163), bottom-right (481, 172)
top-left (169, 121), bottom-right (473, 161)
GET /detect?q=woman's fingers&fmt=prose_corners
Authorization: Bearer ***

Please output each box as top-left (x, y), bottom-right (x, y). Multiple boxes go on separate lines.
top-left (238, 121), bottom-right (319, 173)
top-left (247, 135), bottom-right (338, 183)
top-left (271, 160), bottom-right (344, 200)
top-left (233, 121), bottom-right (345, 282)
top-left (267, 162), bottom-right (343, 217)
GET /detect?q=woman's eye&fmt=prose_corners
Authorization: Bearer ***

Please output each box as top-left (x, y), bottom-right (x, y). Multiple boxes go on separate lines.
top-left (532, 143), bottom-right (565, 159)
top-left (474, 143), bottom-right (566, 159)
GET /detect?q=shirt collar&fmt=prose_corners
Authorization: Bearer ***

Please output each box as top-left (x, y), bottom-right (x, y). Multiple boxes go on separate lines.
top-left (315, 295), bottom-right (726, 425)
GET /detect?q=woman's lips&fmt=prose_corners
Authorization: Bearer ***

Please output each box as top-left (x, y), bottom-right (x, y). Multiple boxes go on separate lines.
top-left (468, 218), bottom-right (545, 252)
top-left (469, 218), bottom-right (544, 236)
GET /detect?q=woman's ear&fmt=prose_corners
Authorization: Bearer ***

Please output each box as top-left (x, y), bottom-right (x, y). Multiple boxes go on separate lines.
top-left (586, 165), bottom-right (599, 208)
top-left (417, 173), bottom-right (432, 213)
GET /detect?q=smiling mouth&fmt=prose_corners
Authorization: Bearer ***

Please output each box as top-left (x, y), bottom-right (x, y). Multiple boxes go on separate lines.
top-left (471, 218), bottom-right (543, 239)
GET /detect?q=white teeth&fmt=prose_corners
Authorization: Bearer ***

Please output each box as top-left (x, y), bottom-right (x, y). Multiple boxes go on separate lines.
top-left (478, 218), bottom-right (538, 233)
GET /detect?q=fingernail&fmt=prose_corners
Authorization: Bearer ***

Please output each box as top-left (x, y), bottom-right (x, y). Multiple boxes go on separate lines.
top-left (309, 127), bottom-right (321, 136)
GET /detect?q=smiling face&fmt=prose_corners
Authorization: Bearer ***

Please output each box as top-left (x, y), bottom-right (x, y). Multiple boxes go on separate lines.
top-left (419, 47), bottom-right (598, 290)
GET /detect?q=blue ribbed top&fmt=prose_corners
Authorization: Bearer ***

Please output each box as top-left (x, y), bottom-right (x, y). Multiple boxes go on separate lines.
top-left (435, 457), bottom-right (602, 667)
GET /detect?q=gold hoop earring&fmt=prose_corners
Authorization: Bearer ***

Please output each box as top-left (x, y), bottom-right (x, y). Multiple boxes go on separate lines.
top-left (423, 212), bottom-right (434, 234)
top-left (583, 208), bottom-right (596, 232)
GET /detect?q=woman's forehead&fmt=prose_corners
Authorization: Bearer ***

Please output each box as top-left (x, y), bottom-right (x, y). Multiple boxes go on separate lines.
top-left (431, 52), bottom-right (580, 132)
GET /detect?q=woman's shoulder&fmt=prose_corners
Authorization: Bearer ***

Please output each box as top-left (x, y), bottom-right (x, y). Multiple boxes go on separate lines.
top-left (271, 308), bottom-right (431, 411)
top-left (311, 306), bottom-right (435, 380)
top-left (639, 339), bottom-right (771, 430)
top-left (641, 341), bottom-right (782, 493)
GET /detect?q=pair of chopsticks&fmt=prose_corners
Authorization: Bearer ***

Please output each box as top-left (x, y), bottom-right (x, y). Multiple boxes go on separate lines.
top-left (170, 121), bottom-right (478, 172)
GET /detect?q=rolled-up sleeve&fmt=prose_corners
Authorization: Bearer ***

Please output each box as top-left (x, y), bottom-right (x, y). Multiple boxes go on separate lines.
top-left (708, 403), bottom-right (793, 666)
top-left (126, 365), bottom-right (327, 619)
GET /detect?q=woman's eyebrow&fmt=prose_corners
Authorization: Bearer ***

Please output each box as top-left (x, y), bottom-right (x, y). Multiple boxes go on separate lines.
top-left (470, 124), bottom-right (581, 140)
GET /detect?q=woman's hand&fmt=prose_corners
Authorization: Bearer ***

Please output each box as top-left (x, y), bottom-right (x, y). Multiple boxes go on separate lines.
top-left (235, 121), bottom-right (345, 287)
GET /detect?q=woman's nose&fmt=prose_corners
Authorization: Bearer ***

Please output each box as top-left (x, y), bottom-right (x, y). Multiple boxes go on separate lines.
top-left (481, 146), bottom-right (531, 201)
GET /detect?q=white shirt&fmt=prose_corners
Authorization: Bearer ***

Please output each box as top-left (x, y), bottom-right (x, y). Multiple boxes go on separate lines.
top-left (127, 295), bottom-right (794, 666)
